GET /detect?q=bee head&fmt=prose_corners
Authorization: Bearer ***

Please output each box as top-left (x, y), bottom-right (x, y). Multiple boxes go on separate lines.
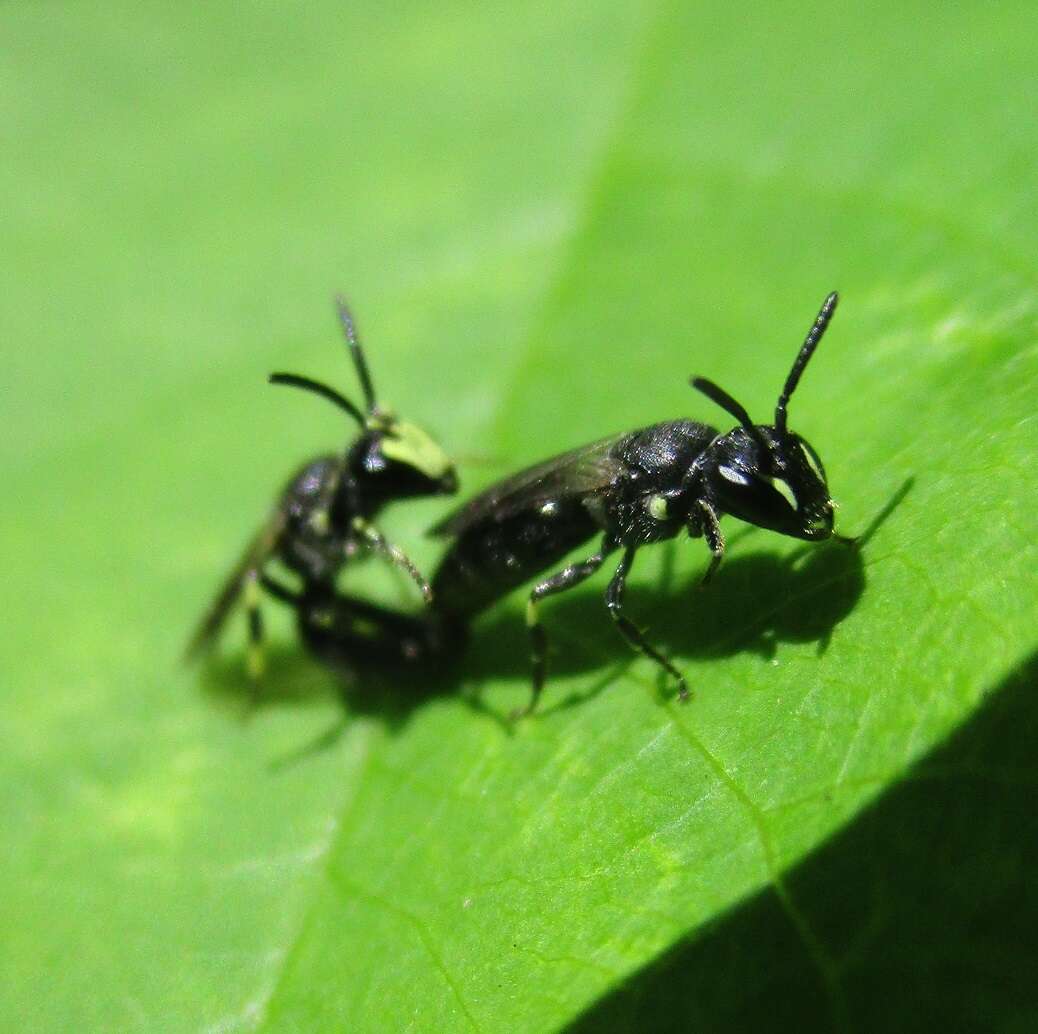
top-left (350, 414), bottom-right (458, 500)
top-left (269, 294), bottom-right (458, 502)
top-left (690, 291), bottom-right (838, 541)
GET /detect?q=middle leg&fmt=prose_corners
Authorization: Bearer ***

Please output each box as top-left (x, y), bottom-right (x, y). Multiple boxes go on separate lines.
top-left (605, 546), bottom-right (690, 701)
top-left (517, 538), bottom-right (616, 719)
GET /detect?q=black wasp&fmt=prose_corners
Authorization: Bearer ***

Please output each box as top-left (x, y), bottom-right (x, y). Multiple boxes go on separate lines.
top-left (425, 291), bottom-right (849, 717)
top-left (185, 296), bottom-right (458, 677)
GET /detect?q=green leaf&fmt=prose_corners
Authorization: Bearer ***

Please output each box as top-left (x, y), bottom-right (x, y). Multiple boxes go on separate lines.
top-left (2, 2), bottom-right (1035, 1032)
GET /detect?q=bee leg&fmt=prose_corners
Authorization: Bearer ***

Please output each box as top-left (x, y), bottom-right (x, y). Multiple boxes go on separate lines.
top-left (259, 573), bottom-right (300, 605)
top-left (696, 500), bottom-right (725, 585)
top-left (605, 546), bottom-right (690, 702)
top-left (351, 518), bottom-right (433, 603)
top-left (516, 541), bottom-right (614, 720)
top-left (244, 571), bottom-right (266, 680)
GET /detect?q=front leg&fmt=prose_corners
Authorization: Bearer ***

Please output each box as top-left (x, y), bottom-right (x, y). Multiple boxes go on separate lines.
top-left (696, 499), bottom-right (725, 585)
top-left (350, 517), bottom-right (433, 603)
top-left (605, 546), bottom-right (690, 702)
top-left (517, 537), bottom-right (616, 720)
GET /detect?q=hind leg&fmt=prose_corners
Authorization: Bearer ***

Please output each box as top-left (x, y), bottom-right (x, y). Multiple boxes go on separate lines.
top-left (244, 570), bottom-right (266, 679)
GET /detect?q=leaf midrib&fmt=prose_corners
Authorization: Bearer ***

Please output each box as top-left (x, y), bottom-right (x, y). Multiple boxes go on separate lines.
top-left (249, 7), bottom-right (669, 1030)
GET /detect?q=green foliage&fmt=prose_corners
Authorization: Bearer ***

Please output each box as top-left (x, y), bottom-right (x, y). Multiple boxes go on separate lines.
top-left (2, 2), bottom-right (1035, 1031)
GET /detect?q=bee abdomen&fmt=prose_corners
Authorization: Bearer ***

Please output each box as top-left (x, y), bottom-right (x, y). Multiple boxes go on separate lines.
top-left (432, 501), bottom-right (597, 618)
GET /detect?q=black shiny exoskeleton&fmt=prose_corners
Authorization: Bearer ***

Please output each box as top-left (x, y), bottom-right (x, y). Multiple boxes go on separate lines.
top-left (428, 292), bottom-right (847, 716)
top-left (261, 578), bottom-right (468, 673)
top-left (185, 296), bottom-right (458, 676)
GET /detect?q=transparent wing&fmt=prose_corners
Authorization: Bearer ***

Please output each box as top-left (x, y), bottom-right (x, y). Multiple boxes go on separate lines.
top-left (430, 433), bottom-right (626, 536)
top-left (182, 508), bottom-right (287, 661)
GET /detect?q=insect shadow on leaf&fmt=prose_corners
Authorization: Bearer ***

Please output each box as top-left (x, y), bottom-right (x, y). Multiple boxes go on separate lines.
top-left (206, 476), bottom-right (910, 769)
top-left (463, 477), bottom-right (913, 717)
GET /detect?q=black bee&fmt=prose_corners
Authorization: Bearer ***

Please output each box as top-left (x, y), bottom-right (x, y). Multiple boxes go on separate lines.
top-left (427, 292), bottom-right (847, 717)
top-left (185, 296), bottom-right (458, 676)
top-left (260, 577), bottom-right (467, 673)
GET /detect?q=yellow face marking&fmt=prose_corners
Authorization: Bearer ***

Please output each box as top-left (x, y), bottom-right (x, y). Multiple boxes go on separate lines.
top-left (801, 445), bottom-right (826, 483)
top-left (381, 420), bottom-right (453, 480)
top-left (772, 478), bottom-right (798, 511)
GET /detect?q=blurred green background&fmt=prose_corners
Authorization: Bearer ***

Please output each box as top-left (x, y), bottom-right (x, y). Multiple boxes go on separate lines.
top-left (2, 3), bottom-right (1036, 1031)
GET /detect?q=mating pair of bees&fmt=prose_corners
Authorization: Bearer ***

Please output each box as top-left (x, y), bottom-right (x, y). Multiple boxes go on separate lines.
top-left (186, 292), bottom-right (847, 717)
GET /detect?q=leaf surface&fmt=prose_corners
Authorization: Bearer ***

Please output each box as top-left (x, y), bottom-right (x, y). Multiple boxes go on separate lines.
top-left (2, 2), bottom-right (1036, 1031)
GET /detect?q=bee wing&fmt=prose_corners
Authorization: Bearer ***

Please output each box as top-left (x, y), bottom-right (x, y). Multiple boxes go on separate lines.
top-left (430, 433), bottom-right (627, 536)
top-left (183, 508), bottom-right (287, 661)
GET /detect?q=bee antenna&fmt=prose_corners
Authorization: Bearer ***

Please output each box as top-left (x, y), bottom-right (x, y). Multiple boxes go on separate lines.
top-left (690, 377), bottom-right (769, 454)
top-left (335, 294), bottom-right (378, 414)
top-left (268, 372), bottom-right (366, 427)
top-left (775, 291), bottom-right (838, 435)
